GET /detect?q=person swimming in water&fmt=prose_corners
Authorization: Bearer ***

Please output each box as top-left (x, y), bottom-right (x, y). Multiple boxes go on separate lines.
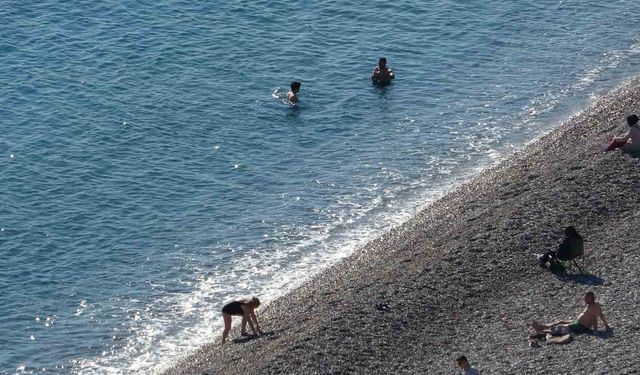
top-left (528, 292), bottom-right (610, 336)
top-left (287, 81), bottom-right (301, 104)
top-left (606, 114), bottom-right (640, 152)
top-left (221, 297), bottom-right (262, 344)
top-left (371, 57), bottom-right (395, 85)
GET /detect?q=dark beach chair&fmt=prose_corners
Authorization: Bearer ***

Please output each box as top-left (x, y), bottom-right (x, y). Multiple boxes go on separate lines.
top-left (553, 238), bottom-right (586, 274)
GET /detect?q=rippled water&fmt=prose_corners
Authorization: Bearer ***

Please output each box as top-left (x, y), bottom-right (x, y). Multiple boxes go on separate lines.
top-left (1, 1), bottom-right (640, 374)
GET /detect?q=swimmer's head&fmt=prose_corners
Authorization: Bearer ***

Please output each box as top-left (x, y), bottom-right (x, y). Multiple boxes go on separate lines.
top-left (378, 57), bottom-right (387, 68)
top-left (627, 114), bottom-right (639, 126)
top-left (584, 292), bottom-right (595, 305)
top-left (248, 296), bottom-right (261, 308)
top-left (290, 81), bottom-right (301, 93)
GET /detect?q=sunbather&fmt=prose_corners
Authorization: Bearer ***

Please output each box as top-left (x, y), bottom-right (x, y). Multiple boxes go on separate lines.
top-left (606, 114), bottom-right (640, 152)
top-left (529, 292), bottom-right (609, 336)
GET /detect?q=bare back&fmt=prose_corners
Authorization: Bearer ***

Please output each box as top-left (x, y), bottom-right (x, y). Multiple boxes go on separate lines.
top-left (577, 302), bottom-right (603, 329)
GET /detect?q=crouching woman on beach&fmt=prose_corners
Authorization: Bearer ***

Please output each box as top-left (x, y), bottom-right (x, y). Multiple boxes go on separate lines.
top-left (221, 297), bottom-right (262, 344)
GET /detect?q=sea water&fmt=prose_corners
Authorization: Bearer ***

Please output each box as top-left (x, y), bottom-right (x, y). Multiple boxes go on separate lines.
top-left (1, 1), bottom-right (639, 374)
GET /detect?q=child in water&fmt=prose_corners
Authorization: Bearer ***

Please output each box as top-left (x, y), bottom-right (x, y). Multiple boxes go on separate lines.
top-left (287, 81), bottom-right (301, 104)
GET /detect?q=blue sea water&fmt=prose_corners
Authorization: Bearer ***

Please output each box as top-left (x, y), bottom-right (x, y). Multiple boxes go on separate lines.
top-left (1, 1), bottom-right (640, 373)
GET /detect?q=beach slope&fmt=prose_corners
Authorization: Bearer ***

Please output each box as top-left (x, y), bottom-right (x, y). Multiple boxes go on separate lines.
top-left (165, 79), bottom-right (640, 375)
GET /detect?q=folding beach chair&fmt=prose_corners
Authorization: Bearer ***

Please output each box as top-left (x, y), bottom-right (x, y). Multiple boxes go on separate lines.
top-left (553, 241), bottom-right (586, 274)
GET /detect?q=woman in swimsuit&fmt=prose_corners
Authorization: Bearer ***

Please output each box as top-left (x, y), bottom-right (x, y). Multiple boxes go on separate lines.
top-left (221, 297), bottom-right (262, 344)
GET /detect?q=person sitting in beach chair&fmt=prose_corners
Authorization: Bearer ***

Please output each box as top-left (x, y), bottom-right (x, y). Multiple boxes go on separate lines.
top-left (529, 292), bottom-right (610, 339)
top-left (221, 297), bottom-right (262, 344)
top-left (538, 226), bottom-right (584, 272)
top-left (605, 114), bottom-right (640, 152)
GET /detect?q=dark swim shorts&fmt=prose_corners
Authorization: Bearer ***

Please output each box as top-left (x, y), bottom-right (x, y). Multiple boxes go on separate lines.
top-left (568, 320), bottom-right (592, 334)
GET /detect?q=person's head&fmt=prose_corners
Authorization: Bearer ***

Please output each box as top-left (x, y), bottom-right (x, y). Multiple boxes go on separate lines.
top-left (456, 356), bottom-right (470, 369)
top-left (628, 114), bottom-right (639, 127)
top-left (583, 292), bottom-right (595, 305)
top-left (378, 57), bottom-right (387, 68)
top-left (248, 296), bottom-right (261, 308)
top-left (290, 81), bottom-right (301, 93)
top-left (565, 226), bottom-right (579, 238)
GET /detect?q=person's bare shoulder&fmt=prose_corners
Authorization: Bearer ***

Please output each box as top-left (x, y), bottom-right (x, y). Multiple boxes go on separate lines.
top-left (287, 92), bottom-right (298, 103)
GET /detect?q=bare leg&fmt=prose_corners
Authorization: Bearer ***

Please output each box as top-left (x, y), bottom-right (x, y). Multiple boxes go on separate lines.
top-left (542, 320), bottom-right (573, 328)
top-left (529, 320), bottom-right (546, 332)
top-left (240, 315), bottom-right (248, 335)
top-left (529, 320), bottom-right (572, 332)
top-left (222, 313), bottom-right (232, 344)
top-left (548, 324), bottom-right (570, 335)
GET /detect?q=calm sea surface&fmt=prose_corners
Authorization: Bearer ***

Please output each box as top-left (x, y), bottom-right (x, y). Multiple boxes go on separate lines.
top-left (1, 1), bottom-right (640, 373)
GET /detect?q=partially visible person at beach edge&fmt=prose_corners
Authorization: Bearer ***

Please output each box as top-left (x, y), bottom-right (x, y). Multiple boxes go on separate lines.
top-left (221, 297), bottom-right (262, 344)
top-left (529, 292), bottom-right (610, 336)
top-left (371, 57), bottom-right (395, 85)
top-left (287, 81), bottom-right (301, 104)
top-left (605, 114), bottom-right (640, 152)
top-left (456, 355), bottom-right (480, 375)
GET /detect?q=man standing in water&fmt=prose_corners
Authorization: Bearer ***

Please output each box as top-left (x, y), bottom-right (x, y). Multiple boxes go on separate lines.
top-left (371, 57), bottom-right (395, 85)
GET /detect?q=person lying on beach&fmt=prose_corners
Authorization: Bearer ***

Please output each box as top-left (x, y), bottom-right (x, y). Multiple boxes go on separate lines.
top-left (538, 226), bottom-right (583, 269)
top-left (371, 57), bottom-right (395, 85)
top-left (456, 355), bottom-right (480, 375)
top-left (605, 114), bottom-right (640, 152)
top-left (529, 292), bottom-right (610, 337)
top-left (221, 297), bottom-right (262, 344)
top-left (287, 81), bottom-right (301, 104)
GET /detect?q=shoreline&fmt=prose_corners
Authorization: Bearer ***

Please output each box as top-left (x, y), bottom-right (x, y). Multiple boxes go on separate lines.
top-left (164, 78), bottom-right (640, 374)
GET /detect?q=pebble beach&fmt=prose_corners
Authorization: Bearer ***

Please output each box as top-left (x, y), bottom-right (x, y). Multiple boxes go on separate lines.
top-left (164, 79), bottom-right (640, 375)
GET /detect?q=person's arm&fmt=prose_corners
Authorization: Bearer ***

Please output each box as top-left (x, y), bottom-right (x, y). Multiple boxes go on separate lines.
top-left (599, 308), bottom-right (610, 329)
top-left (613, 130), bottom-right (631, 143)
top-left (251, 310), bottom-right (262, 334)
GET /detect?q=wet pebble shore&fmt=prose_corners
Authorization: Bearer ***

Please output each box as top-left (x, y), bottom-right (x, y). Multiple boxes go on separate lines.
top-left (164, 79), bottom-right (640, 375)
